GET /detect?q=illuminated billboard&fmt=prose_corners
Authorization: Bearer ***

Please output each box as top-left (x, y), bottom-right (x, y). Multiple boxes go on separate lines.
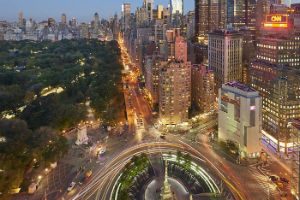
top-left (264, 14), bottom-right (288, 28)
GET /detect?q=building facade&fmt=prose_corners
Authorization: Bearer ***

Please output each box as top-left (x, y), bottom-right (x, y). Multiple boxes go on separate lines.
top-left (145, 54), bottom-right (164, 105)
top-left (195, 0), bottom-right (222, 44)
top-left (251, 63), bottom-right (300, 152)
top-left (208, 30), bottom-right (243, 90)
top-left (250, 15), bottom-right (300, 152)
top-left (218, 81), bottom-right (262, 158)
top-left (159, 61), bottom-right (191, 125)
top-left (289, 119), bottom-right (300, 200)
top-left (170, 0), bottom-right (184, 15)
top-left (191, 64), bottom-right (215, 113)
top-left (122, 3), bottom-right (131, 32)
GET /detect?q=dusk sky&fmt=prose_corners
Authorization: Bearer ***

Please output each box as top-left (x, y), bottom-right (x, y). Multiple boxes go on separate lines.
top-left (0, 0), bottom-right (194, 22)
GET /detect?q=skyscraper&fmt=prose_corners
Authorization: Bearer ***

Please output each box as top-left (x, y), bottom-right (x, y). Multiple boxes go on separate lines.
top-left (170, 0), bottom-right (184, 14)
top-left (246, 0), bottom-right (257, 30)
top-left (112, 14), bottom-right (120, 40)
top-left (143, 0), bottom-right (154, 23)
top-left (61, 13), bottom-right (67, 25)
top-left (18, 11), bottom-right (24, 27)
top-left (256, 0), bottom-right (270, 30)
top-left (94, 12), bottom-right (100, 24)
top-left (289, 119), bottom-right (300, 200)
top-left (250, 13), bottom-right (300, 153)
top-left (195, 0), bottom-right (222, 44)
top-left (165, 28), bottom-right (181, 60)
top-left (71, 17), bottom-right (77, 28)
top-left (208, 30), bottom-right (243, 90)
top-left (191, 64), bottom-right (215, 112)
top-left (186, 11), bottom-right (195, 39)
top-left (93, 12), bottom-right (100, 31)
top-left (174, 36), bottom-right (187, 63)
top-left (145, 54), bottom-right (164, 105)
top-left (195, 0), bottom-right (209, 43)
top-left (122, 3), bottom-right (131, 32)
top-left (226, 0), bottom-right (257, 29)
top-left (157, 4), bottom-right (164, 19)
top-left (159, 61), bottom-right (191, 125)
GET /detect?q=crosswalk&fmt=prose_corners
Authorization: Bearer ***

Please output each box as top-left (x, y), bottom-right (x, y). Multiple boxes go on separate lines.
top-left (248, 164), bottom-right (280, 199)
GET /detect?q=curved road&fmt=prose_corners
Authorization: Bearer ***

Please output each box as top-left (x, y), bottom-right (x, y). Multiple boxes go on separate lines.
top-left (72, 141), bottom-right (245, 200)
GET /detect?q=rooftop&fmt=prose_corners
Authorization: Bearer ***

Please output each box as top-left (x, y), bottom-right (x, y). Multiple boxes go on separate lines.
top-left (209, 29), bottom-right (242, 36)
top-left (224, 81), bottom-right (256, 93)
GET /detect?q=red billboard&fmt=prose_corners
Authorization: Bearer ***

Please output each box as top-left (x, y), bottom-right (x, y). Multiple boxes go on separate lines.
top-left (264, 14), bottom-right (288, 28)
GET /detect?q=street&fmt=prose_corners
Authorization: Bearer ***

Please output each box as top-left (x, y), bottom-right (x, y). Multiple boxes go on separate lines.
top-left (16, 36), bottom-right (294, 200)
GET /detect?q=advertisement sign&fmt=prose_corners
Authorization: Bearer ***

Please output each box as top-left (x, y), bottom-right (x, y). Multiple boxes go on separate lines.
top-left (264, 14), bottom-right (288, 28)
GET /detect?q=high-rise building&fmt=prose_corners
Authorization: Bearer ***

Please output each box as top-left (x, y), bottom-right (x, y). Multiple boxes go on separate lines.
top-left (163, 7), bottom-right (171, 24)
top-left (61, 13), bottom-right (67, 25)
top-left (79, 23), bottom-right (90, 38)
top-left (71, 17), bottom-right (77, 28)
top-left (145, 54), bottom-right (164, 105)
top-left (291, 3), bottom-right (300, 32)
top-left (18, 11), bottom-right (24, 27)
top-left (270, 3), bottom-right (289, 14)
top-left (170, 0), bottom-right (184, 15)
top-left (250, 13), bottom-right (300, 153)
top-left (289, 119), bottom-right (300, 200)
top-left (159, 61), bottom-right (191, 125)
top-left (191, 64), bottom-right (215, 113)
top-left (157, 5), bottom-right (164, 19)
top-left (208, 30), bottom-right (243, 90)
top-left (255, 36), bottom-right (300, 67)
top-left (122, 3), bottom-right (131, 32)
top-left (94, 12), bottom-right (100, 30)
top-left (112, 14), bottom-right (120, 40)
top-left (250, 64), bottom-right (300, 153)
top-left (136, 7), bottom-right (149, 27)
top-left (165, 28), bottom-right (181, 60)
top-left (143, 0), bottom-right (154, 23)
top-left (48, 18), bottom-right (56, 28)
top-left (186, 11), bottom-right (195, 39)
top-left (246, 0), bottom-right (257, 30)
top-left (227, 0), bottom-right (245, 28)
top-left (170, 0), bottom-right (183, 27)
top-left (218, 81), bottom-right (262, 158)
top-left (226, 0), bottom-right (257, 30)
top-left (175, 36), bottom-right (187, 63)
top-left (256, 0), bottom-right (270, 30)
top-left (25, 18), bottom-right (33, 33)
top-left (195, 0), bottom-right (222, 44)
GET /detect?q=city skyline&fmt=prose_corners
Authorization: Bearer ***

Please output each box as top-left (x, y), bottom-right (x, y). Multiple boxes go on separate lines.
top-left (0, 0), bottom-right (299, 199)
top-left (0, 0), bottom-right (194, 22)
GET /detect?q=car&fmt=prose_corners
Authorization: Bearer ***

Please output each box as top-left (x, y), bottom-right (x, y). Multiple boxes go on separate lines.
top-left (280, 177), bottom-right (289, 184)
top-left (67, 182), bottom-right (76, 192)
top-left (85, 170), bottom-right (93, 178)
top-left (276, 182), bottom-right (284, 189)
top-left (269, 175), bottom-right (279, 182)
top-left (160, 135), bottom-right (166, 139)
top-left (99, 148), bottom-right (106, 155)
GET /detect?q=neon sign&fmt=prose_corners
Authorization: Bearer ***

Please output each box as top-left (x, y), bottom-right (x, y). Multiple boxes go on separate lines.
top-left (264, 15), bottom-right (288, 28)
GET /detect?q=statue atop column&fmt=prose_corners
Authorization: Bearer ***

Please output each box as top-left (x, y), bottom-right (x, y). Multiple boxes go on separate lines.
top-left (160, 160), bottom-right (174, 200)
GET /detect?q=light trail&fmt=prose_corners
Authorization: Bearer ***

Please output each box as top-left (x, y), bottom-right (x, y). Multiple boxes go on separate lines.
top-left (72, 142), bottom-right (243, 200)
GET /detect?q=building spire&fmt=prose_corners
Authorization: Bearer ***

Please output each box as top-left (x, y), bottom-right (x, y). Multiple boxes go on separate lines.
top-left (161, 160), bottom-right (174, 200)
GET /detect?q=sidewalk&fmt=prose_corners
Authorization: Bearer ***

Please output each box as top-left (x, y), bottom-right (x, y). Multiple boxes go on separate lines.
top-left (261, 142), bottom-right (292, 175)
top-left (196, 133), bottom-right (260, 166)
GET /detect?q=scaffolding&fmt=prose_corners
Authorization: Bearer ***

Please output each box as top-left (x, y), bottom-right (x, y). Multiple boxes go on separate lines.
top-left (290, 119), bottom-right (300, 200)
